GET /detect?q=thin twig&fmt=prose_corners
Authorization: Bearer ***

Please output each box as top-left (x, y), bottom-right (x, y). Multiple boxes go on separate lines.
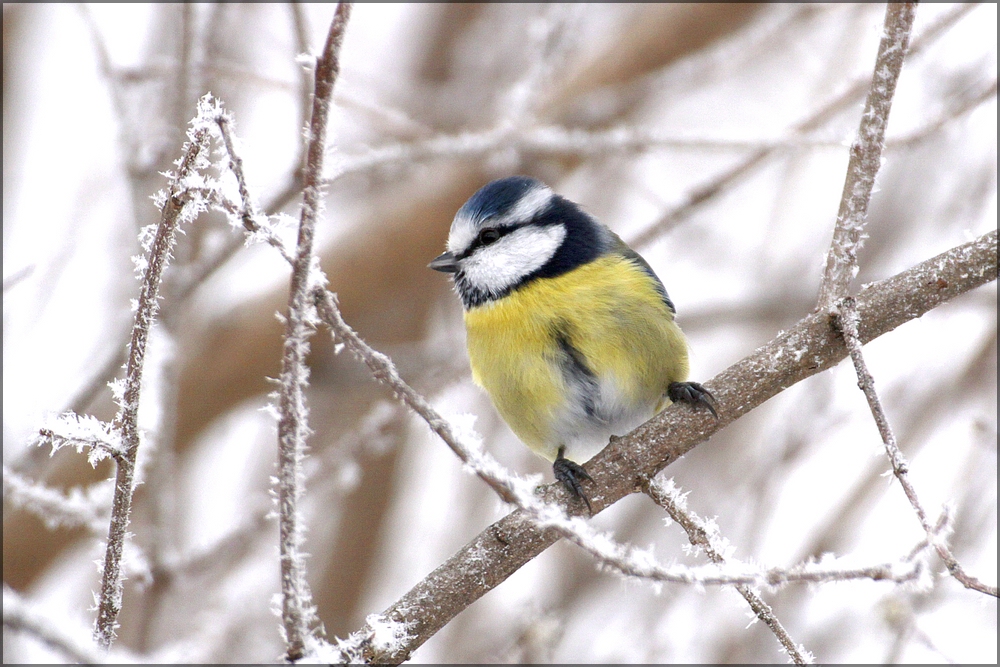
top-left (834, 296), bottom-right (998, 598)
top-left (2, 265), bottom-right (34, 292)
top-left (93, 126), bottom-right (212, 650)
top-left (644, 477), bottom-right (812, 665)
top-left (313, 289), bottom-right (521, 504)
top-left (274, 4), bottom-right (352, 661)
top-left (529, 492), bottom-right (923, 588)
top-left (816, 3), bottom-right (917, 311)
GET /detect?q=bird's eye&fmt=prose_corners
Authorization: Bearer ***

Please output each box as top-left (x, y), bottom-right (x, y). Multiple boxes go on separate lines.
top-left (479, 229), bottom-right (501, 245)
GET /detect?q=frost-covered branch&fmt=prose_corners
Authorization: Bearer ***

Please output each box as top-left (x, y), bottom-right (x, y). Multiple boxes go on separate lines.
top-left (529, 487), bottom-right (924, 588)
top-left (816, 3), bottom-right (916, 310)
top-left (313, 289), bottom-right (528, 505)
top-left (273, 4), bottom-right (352, 661)
top-left (357, 230), bottom-right (997, 663)
top-left (4, 586), bottom-right (108, 665)
top-left (645, 477), bottom-right (811, 665)
top-left (834, 297), bottom-right (998, 598)
top-left (93, 111), bottom-right (213, 651)
top-left (2, 466), bottom-right (109, 534)
top-left (33, 413), bottom-right (123, 469)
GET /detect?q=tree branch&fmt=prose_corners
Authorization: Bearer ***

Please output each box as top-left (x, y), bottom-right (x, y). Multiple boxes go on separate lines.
top-left (644, 477), bottom-right (811, 665)
top-left (4, 586), bottom-right (107, 665)
top-left (630, 2), bottom-right (970, 250)
top-left (275, 4), bottom-right (352, 661)
top-left (816, 2), bottom-right (916, 310)
top-left (834, 297), bottom-right (998, 597)
top-left (93, 124), bottom-right (211, 650)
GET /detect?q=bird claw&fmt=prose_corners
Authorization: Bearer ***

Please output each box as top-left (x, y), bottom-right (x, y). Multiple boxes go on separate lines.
top-left (553, 446), bottom-right (593, 515)
top-left (668, 381), bottom-right (719, 418)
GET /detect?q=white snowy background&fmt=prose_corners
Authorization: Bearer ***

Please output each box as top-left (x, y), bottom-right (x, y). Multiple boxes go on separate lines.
top-left (3, 3), bottom-right (996, 663)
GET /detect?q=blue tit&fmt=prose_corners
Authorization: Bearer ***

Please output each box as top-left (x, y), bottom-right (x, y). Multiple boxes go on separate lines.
top-left (429, 176), bottom-right (715, 511)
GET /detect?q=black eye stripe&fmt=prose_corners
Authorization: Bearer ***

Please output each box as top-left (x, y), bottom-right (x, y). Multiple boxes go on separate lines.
top-left (459, 225), bottom-right (516, 258)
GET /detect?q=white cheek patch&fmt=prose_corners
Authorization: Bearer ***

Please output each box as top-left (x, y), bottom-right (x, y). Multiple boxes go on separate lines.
top-left (461, 224), bottom-right (566, 294)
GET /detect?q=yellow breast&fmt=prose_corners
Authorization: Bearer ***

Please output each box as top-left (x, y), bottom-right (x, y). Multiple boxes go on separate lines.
top-left (463, 254), bottom-right (690, 460)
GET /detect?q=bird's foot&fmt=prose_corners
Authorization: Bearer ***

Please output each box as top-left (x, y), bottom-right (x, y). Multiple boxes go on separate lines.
top-left (553, 445), bottom-right (593, 515)
top-left (668, 381), bottom-right (719, 418)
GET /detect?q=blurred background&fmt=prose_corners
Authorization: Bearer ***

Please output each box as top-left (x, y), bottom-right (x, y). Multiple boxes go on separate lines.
top-left (3, 3), bottom-right (996, 663)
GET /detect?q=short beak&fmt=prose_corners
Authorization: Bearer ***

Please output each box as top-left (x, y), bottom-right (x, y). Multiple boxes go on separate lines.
top-left (428, 251), bottom-right (458, 273)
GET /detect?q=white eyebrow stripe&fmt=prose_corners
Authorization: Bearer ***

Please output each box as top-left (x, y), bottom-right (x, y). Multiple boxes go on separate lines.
top-left (492, 184), bottom-right (554, 227)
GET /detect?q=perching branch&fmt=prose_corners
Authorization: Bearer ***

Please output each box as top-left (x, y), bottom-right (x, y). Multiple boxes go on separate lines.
top-left (816, 2), bottom-right (916, 310)
top-left (93, 124), bottom-right (212, 650)
top-left (274, 4), bottom-right (352, 661)
top-left (644, 477), bottom-right (811, 665)
top-left (834, 297), bottom-right (998, 598)
top-left (356, 230), bottom-right (997, 663)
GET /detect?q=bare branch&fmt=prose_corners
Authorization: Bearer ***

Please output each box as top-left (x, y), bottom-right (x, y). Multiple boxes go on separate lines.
top-left (2, 264), bottom-right (34, 292)
top-left (816, 3), bottom-right (917, 311)
top-left (834, 296), bottom-right (998, 598)
top-left (355, 230), bottom-right (997, 663)
top-left (93, 123), bottom-right (212, 650)
top-left (274, 4), bottom-right (352, 661)
top-left (645, 477), bottom-right (811, 665)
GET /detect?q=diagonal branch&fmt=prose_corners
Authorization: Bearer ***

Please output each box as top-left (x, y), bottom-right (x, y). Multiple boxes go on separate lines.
top-left (816, 2), bottom-right (916, 310)
top-left (644, 477), bottom-right (811, 665)
top-left (274, 4), bottom-right (352, 661)
top-left (834, 297), bottom-right (998, 598)
top-left (5, 586), bottom-right (107, 665)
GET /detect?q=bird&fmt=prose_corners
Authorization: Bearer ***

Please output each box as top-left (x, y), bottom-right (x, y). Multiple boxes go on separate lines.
top-left (429, 176), bottom-right (716, 512)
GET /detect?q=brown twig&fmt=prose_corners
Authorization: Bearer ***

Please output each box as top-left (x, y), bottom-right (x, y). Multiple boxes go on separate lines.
top-left (354, 230), bottom-right (996, 663)
top-left (93, 125), bottom-right (212, 650)
top-left (816, 3), bottom-right (916, 311)
top-left (274, 4), bottom-right (352, 661)
top-left (834, 296), bottom-right (998, 598)
top-left (644, 477), bottom-right (811, 665)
